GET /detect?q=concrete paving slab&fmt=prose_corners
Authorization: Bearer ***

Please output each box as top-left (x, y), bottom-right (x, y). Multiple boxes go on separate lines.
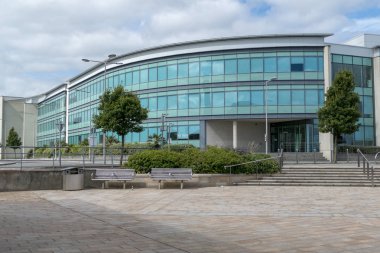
top-left (1, 186), bottom-right (380, 252)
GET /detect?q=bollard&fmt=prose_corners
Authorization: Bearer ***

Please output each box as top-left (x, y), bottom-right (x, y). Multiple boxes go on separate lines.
top-left (346, 149), bottom-right (349, 163)
top-left (296, 149), bottom-right (299, 164)
top-left (313, 148), bottom-right (316, 164)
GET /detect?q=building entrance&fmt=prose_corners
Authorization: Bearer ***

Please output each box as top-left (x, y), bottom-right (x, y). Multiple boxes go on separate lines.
top-left (270, 120), bottom-right (318, 152)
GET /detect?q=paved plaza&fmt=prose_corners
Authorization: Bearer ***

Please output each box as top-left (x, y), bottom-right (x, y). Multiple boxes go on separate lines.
top-left (1, 186), bottom-right (380, 253)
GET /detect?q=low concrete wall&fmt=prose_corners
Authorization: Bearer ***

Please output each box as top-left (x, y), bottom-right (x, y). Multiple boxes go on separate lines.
top-left (0, 170), bottom-right (62, 191)
top-left (0, 169), bottom-right (259, 191)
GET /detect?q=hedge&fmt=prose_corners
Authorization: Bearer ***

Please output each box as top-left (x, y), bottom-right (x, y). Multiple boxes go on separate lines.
top-left (126, 146), bottom-right (280, 174)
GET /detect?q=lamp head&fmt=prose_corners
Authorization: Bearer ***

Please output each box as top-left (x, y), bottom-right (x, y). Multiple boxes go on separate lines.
top-left (108, 54), bottom-right (116, 59)
top-left (82, 59), bottom-right (90, 62)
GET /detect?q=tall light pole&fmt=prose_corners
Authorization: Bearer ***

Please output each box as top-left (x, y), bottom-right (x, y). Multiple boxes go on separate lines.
top-left (265, 77), bottom-right (277, 154)
top-left (56, 121), bottom-right (64, 167)
top-left (82, 55), bottom-right (123, 164)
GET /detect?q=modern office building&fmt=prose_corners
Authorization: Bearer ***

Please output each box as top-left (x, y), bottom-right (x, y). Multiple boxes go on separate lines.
top-left (34, 33), bottom-right (380, 160)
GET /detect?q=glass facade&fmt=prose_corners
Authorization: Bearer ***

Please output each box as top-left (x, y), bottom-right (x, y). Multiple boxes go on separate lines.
top-left (331, 54), bottom-right (374, 146)
top-left (60, 48), bottom-right (325, 148)
top-left (37, 94), bottom-right (66, 146)
top-left (35, 42), bottom-right (375, 151)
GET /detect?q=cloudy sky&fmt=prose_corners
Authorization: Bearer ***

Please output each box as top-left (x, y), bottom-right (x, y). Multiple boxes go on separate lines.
top-left (1, 0), bottom-right (380, 97)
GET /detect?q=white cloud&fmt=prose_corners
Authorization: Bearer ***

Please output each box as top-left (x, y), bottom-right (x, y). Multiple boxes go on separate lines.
top-left (0, 0), bottom-right (379, 97)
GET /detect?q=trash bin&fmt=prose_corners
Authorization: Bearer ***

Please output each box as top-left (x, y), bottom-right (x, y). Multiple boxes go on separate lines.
top-left (62, 167), bottom-right (84, 191)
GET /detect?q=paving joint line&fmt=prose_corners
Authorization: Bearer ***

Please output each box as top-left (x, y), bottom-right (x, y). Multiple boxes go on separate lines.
top-left (34, 193), bottom-right (192, 253)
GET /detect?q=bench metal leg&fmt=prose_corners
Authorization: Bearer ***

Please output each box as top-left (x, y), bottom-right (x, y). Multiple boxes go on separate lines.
top-left (181, 181), bottom-right (183, 190)
top-left (105, 181), bottom-right (109, 189)
top-left (123, 181), bottom-right (126, 189)
top-left (158, 180), bottom-right (161, 189)
top-left (102, 182), bottom-right (105, 189)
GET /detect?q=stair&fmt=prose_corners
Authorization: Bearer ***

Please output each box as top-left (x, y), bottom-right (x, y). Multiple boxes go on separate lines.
top-left (279, 152), bottom-right (329, 163)
top-left (237, 165), bottom-right (379, 187)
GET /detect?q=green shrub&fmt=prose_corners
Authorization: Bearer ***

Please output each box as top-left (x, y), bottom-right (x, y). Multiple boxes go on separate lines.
top-left (126, 146), bottom-right (279, 174)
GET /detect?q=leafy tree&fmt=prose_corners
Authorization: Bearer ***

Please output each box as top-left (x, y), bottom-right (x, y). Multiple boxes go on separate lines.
top-left (318, 70), bottom-right (361, 163)
top-left (148, 133), bottom-right (164, 148)
top-left (6, 127), bottom-right (22, 158)
top-left (93, 85), bottom-right (148, 165)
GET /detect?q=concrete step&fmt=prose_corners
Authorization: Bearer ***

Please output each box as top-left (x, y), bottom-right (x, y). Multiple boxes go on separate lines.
top-left (237, 182), bottom-right (377, 187)
top-left (238, 164), bottom-right (377, 187)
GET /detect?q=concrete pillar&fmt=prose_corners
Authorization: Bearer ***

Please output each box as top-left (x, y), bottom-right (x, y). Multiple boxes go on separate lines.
top-left (319, 45), bottom-right (333, 161)
top-left (233, 121), bottom-right (237, 149)
top-left (373, 48), bottom-right (380, 146)
top-left (200, 120), bottom-right (206, 150)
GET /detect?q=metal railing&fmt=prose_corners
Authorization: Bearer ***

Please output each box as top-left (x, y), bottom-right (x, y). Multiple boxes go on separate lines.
top-left (357, 148), bottom-right (375, 187)
top-left (0, 145), bottom-right (156, 170)
top-left (224, 149), bottom-right (284, 184)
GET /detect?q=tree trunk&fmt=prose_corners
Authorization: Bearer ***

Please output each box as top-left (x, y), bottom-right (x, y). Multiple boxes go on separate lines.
top-left (333, 134), bottom-right (338, 163)
top-left (119, 134), bottom-right (125, 166)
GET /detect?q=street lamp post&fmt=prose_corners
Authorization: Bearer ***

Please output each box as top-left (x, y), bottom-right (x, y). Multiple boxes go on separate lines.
top-left (82, 55), bottom-right (123, 164)
top-left (56, 121), bottom-right (64, 167)
top-left (160, 113), bottom-right (168, 147)
top-left (265, 77), bottom-right (277, 154)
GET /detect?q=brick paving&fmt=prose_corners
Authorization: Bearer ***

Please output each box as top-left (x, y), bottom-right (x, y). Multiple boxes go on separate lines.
top-left (2, 186), bottom-right (380, 252)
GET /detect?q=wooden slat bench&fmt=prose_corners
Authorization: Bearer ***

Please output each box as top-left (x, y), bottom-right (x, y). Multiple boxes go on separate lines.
top-left (150, 168), bottom-right (192, 189)
top-left (91, 169), bottom-right (135, 189)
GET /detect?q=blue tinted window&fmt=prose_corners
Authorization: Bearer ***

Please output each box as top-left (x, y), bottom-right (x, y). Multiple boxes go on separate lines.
top-left (189, 62), bottom-right (199, 77)
top-left (178, 63), bottom-right (188, 78)
top-left (140, 69), bottom-right (148, 83)
top-left (168, 65), bottom-right (177, 79)
top-left (126, 73), bottom-right (132, 85)
top-left (178, 94), bottom-right (188, 109)
top-left (251, 91), bottom-right (264, 105)
top-left (305, 90), bottom-right (318, 105)
top-left (291, 57), bottom-right (304, 72)
top-left (189, 125), bottom-right (200, 140)
top-left (363, 96), bottom-right (373, 116)
top-left (149, 68), bottom-right (157, 81)
top-left (140, 98), bottom-right (148, 108)
top-left (225, 59), bottom-right (237, 74)
top-left (319, 90), bottom-right (324, 105)
top-left (157, 96), bottom-right (167, 110)
top-left (167, 95), bottom-right (177, 109)
top-left (318, 57), bottom-right (324, 72)
top-left (238, 91), bottom-right (250, 106)
top-left (189, 93), bottom-right (200, 108)
top-left (365, 126), bottom-right (374, 141)
top-left (225, 91), bottom-right (237, 106)
top-left (278, 57), bottom-right (290, 72)
top-left (140, 129), bottom-right (148, 142)
top-left (251, 58), bottom-right (263, 73)
top-left (157, 66), bottom-right (167, 81)
top-left (178, 126), bottom-right (188, 140)
top-left (267, 90), bottom-right (277, 105)
top-left (132, 71), bottom-right (139, 84)
top-left (149, 97), bottom-right (157, 111)
top-left (200, 61), bottom-right (212, 76)
top-left (212, 92), bottom-right (224, 107)
top-left (292, 90), bottom-right (304, 105)
top-left (264, 58), bottom-right (276, 72)
top-left (238, 59), bottom-right (250, 74)
top-left (278, 90), bottom-right (291, 105)
top-left (201, 92), bottom-right (211, 107)
top-left (212, 60), bottom-right (224, 75)
top-left (305, 57), bottom-right (318, 71)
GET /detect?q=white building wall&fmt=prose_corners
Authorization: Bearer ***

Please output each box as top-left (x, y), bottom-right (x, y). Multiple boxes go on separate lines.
top-left (206, 121), bottom-right (266, 152)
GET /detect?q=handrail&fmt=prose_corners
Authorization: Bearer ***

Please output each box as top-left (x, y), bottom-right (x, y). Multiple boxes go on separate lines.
top-left (357, 149), bottom-right (375, 187)
top-left (224, 149), bottom-right (284, 184)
